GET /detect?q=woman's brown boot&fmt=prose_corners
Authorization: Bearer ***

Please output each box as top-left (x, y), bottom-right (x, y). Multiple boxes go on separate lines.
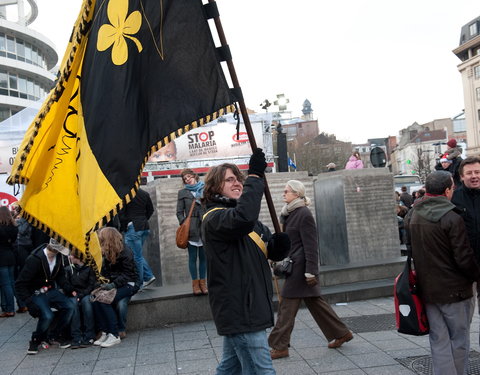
top-left (199, 279), bottom-right (208, 295)
top-left (192, 280), bottom-right (202, 296)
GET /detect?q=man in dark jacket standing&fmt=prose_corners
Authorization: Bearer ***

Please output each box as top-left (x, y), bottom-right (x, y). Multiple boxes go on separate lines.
top-left (15, 238), bottom-right (75, 354)
top-left (121, 188), bottom-right (156, 289)
top-left (201, 149), bottom-right (290, 375)
top-left (406, 171), bottom-right (479, 375)
top-left (452, 156), bottom-right (480, 261)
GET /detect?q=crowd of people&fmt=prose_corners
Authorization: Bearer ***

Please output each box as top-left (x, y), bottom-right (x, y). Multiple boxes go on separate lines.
top-left (0, 188), bottom-right (158, 354)
top-left (3, 141), bottom-right (480, 374)
top-left (393, 144), bottom-right (480, 375)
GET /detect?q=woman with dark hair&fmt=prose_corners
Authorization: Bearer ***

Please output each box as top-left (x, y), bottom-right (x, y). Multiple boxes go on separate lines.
top-left (268, 180), bottom-right (352, 359)
top-left (92, 227), bottom-right (137, 348)
top-left (176, 169), bottom-right (207, 295)
top-left (0, 206), bottom-right (18, 317)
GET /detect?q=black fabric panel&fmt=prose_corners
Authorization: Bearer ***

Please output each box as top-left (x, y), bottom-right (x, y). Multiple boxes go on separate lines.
top-left (80, 0), bottom-right (233, 197)
top-left (203, 2), bottom-right (219, 19)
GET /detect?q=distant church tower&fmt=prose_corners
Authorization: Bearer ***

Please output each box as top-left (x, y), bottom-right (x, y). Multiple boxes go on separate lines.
top-left (301, 99), bottom-right (313, 120)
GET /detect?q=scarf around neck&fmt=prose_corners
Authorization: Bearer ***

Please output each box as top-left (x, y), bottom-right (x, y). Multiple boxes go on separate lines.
top-left (185, 180), bottom-right (204, 201)
top-left (280, 197), bottom-right (306, 223)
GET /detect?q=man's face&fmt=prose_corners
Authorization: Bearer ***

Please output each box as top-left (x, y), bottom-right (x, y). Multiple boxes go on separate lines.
top-left (461, 162), bottom-right (480, 189)
top-left (220, 168), bottom-right (243, 200)
top-left (441, 161), bottom-right (452, 170)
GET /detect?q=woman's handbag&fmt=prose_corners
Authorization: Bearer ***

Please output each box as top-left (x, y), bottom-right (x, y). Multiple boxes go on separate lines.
top-left (176, 199), bottom-right (196, 249)
top-left (394, 255), bottom-right (429, 336)
top-left (90, 287), bottom-right (117, 304)
top-left (272, 257), bottom-right (293, 278)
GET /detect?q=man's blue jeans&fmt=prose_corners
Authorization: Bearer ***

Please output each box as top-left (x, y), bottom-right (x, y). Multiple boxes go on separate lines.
top-left (70, 295), bottom-right (95, 342)
top-left (0, 266), bottom-right (15, 313)
top-left (124, 226), bottom-right (154, 286)
top-left (31, 289), bottom-right (75, 341)
top-left (216, 330), bottom-right (276, 375)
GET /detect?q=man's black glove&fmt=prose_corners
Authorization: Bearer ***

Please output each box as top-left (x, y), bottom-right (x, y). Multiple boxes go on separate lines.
top-left (248, 148), bottom-right (267, 177)
top-left (25, 298), bottom-right (41, 318)
top-left (267, 232), bottom-right (291, 261)
top-left (100, 283), bottom-right (116, 290)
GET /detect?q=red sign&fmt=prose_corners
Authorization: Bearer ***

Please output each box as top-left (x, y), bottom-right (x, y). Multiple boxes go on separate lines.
top-left (232, 132), bottom-right (249, 143)
top-left (0, 192), bottom-right (18, 209)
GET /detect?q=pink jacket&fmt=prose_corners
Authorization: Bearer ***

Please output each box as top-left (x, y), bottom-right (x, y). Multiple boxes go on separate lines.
top-left (345, 155), bottom-right (364, 169)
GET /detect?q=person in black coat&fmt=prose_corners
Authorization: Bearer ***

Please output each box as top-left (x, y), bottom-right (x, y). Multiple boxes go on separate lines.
top-left (435, 153), bottom-right (462, 188)
top-left (92, 227), bottom-right (137, 348)
top-left (15, 238), bottom-right (75, 354)
top-left (63, 253), bottom-right (96, 348)
top-left (0, 206), bottom-right (18, 317)
top-left (119, 188), bottom-right (155, 289)
top-left (201, 150), bottom-right (290, 375)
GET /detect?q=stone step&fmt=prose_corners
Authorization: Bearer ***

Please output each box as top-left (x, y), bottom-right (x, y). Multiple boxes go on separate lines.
top-left (318, 257), bottom-right (405, 286)
top-left (126, 276), bottom-right (397, 331)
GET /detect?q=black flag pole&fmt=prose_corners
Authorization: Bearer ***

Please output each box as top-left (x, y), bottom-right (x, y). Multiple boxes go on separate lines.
top-left (208, 0), bottom-right (281, 233)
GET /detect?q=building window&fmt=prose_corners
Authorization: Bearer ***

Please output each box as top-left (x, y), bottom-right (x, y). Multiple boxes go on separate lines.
top-left (16, 40), bottom-right (24, 62)
top-left (475, 66), bottom-right (480, 80)
top-left (471, 23), bottom-right (478, 36)
top-left (477, 87), bottom-right (480, 101)
top-left (0, 107), bottom-right (10, 121)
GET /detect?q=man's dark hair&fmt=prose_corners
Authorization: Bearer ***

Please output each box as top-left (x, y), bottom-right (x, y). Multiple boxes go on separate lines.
top-left (401, 186), bottom-right (407, 192)
top-left (202, 163), bottom-right (245, 203)
top-left (425, 171), bottom-right (453, 195)
top-left (459, 156), bottom-right (480, 176)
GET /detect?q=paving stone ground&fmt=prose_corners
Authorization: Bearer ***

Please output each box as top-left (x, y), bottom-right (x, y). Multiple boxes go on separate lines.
top-left (1, 297), bottom-right (479, 374)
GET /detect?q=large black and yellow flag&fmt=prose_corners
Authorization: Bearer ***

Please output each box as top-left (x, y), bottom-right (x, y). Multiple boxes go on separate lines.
top-left (8, 0), bottom-right (234, 271)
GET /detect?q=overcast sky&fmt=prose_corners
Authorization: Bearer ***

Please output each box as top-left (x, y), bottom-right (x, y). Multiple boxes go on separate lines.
top-left (26, 0), bottom-right (480, 143)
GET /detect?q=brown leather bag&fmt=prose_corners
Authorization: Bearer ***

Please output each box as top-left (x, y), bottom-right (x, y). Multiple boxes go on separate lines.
top-left (176, 199), bottom-right (196, 249)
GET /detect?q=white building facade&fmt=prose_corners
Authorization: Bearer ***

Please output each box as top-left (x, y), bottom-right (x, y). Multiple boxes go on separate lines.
top-left (0, 0), bottom-right (57, 121)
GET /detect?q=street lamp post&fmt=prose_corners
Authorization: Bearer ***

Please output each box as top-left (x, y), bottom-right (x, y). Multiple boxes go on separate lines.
top-left (276, 122), bottom-right (288, 172)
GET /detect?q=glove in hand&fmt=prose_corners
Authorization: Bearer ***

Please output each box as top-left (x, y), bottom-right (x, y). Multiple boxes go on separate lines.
top-left (248, 148), bottom-right (267, 177)
top-left (306, 276), bottom-right (318, 287)
top-left (268, 232), bottom-right (291, 261)
top-left (100, 282), bottom-right (116, 290)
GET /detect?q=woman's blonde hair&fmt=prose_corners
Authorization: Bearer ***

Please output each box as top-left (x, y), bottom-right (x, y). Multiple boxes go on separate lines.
top-left (286, 180), bottom-right (311, 206)
top-left (98, 227), bottom-right (123, 264)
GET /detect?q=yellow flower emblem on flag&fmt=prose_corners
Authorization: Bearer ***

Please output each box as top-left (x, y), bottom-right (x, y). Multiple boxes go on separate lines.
top-left (97, 0), bottom-right (143, 66)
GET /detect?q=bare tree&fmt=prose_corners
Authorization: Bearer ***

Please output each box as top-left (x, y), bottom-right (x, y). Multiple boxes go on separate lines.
top-left (411, 145), bottom-right (433, 182)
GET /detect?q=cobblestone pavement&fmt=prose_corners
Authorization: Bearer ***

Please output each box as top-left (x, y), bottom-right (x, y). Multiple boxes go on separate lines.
top-left (1, 297), bottom-right (479, 374)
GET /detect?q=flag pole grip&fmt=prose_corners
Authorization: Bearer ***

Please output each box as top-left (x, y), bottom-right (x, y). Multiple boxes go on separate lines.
top-left (208, 0), bottom-right (281, 233)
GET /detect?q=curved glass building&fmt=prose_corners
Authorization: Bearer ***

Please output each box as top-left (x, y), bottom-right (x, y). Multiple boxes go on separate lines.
top-left (0, 0), bottom-right (57, 121)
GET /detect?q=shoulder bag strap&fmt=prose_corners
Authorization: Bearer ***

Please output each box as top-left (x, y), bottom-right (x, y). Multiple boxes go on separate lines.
top-left (185, 198), bottom-right (196, 220)
top-left (203, 207), bottom-right (267, 258)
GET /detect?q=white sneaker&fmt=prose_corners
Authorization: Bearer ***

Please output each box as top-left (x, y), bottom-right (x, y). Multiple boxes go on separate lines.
top-left (100, 333), bottom-right (121, 348)
top-left (93, 332), bottom-right (107, 346)
top-left (143, 276), bottom-right (156, 288)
